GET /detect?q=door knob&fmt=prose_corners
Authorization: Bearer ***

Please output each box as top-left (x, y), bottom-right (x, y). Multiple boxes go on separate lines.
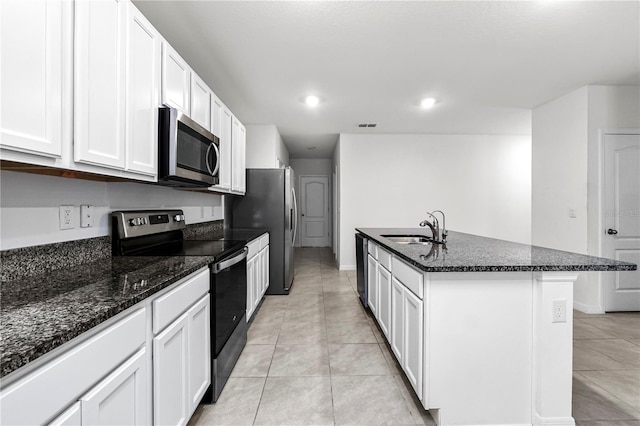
top-left (607, 229), bottom-right (618, 235)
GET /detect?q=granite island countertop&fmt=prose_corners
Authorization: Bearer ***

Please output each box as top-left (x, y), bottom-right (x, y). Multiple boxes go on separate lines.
top-left (357, 228), bottom-right (637, 273)
top-left (0, 228), bottom-right (269, 379)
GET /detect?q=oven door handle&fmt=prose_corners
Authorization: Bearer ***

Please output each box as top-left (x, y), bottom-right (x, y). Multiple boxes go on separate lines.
top-left (212, 248), bottom-right (248, 274)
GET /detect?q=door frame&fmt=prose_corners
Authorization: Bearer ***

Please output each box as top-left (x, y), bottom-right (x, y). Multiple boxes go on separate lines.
top-left (599, 128), bottom-right (640, 312)
top-left (298, 174), bottom-right (331, 248)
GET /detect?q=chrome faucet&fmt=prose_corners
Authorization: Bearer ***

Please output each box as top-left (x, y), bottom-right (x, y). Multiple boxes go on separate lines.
top-left (419, 210), bottom-right (447, 243)
top-left (419, 212), bottom-right (439, 241)
top-left (431, 210), bottom-right (447, 243)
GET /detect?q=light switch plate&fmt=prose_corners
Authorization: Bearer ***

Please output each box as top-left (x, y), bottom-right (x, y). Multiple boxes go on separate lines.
top-left (80, 205), bottom-right (94, 228)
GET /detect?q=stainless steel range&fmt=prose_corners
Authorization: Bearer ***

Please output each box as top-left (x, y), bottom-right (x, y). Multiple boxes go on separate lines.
top-left (111, 209), bottom-right (247, 403)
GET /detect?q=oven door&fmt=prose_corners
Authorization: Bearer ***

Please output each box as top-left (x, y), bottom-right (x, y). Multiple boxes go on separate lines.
top-left (159, 107), bottom-right (220, 187)
top-left (211, 248), bottom-right (248, 355)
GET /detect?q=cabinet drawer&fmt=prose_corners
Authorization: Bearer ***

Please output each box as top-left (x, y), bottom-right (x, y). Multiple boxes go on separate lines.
top-left (368, 241), bottom-right (378, 259)
top-left (259, 233), bottom-right (269, 250)
top-left (378, 247), bottom-right (392, 271)
top-left (247, 238), bottom-right (261, 259)
top-left (153, 268), bottom-right (209, 334)
top-left (0, 309), bottom-right (146, 426)
top-left (392, 258), bottom-right (424, 299)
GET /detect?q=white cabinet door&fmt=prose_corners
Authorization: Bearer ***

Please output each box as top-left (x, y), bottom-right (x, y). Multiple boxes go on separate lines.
top-left (254, 250), bottom-right (265, 308)
top-left (153, 313), bottom-right (189, 426)
top-left (80, 348), bottom-right (148, 426)
top-left (74, 0), bottom-right (126, 170)
top-left (190, 74), bottom-right (211, 130)
top-left (390, 277), bottom-right (404, 362)
top-left (403, 288), bottom-right (423, 400)
top-left (125, 3), bottom-right (159, 176)
top-left (1, 0), bottom-right (67, 159)
top-left (262, 246), bottom-right (270, 295)
top-left (246, 255), bottom-right (257, 321)
top-left (231, 116), bottom-right (246, 193)
top-left (48, 402), bottom-right (81, 426)
top-left (161, 42), bottom-right (190, 114)
top-left (377, 266), bottom-right (391, 339)
top-left (188, 295), bottom-right (211, 414)
top-left (367, 254), bottom-right (378, 317)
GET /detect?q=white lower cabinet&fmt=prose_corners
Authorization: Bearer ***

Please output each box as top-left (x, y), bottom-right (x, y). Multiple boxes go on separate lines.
top-left (390, 277), bottom-right (404, 360)
top-left (246, 254), bottom-right (257, 321)
top-left (81, 348), bottom-right (148, 426)
top-left (49, 402), bottom-right (81, 426)
top-left (150, 271), bottom-right (211, 425)
top-left (153, 313), bottom-right (189, 426)
top-left (367, 254), bottom-right (378, 316)
top-left (246, 233), bottom-right (270, 322)
top-left (366, 241), bottom-right (424, 402)
top-left (390, 277), bottom-right (423, 399)
top-left (377, 265), bottom-right (391, 339)
top-left (188, 296), bottom-right (211, 413)
top-left (0, 267), bottom-right (211, 426)
top-left (402, 287), bottom-right (423, 399)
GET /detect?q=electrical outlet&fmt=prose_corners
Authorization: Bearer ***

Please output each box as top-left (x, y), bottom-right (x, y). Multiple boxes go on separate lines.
top-left (552, 299), bottom-right (567, 323)
top-left (80, 205), bottom-right (94, 228)
top-left (59, 205), bottom-right (74, 230)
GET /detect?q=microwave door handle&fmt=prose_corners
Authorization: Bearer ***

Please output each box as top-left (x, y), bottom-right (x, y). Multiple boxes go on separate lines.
top-left (211, 142), bottom-right (220, 176)
top-left (205, 143), bottom-right (214, 176)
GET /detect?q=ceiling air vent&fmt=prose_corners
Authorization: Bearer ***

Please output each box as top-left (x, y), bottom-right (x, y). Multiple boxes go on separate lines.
top-left (357, 123), bottom-right (377, 128)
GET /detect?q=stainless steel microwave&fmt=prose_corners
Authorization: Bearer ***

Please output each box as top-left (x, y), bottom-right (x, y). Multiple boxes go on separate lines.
top-left (158, 106), bottom-right (220, 187)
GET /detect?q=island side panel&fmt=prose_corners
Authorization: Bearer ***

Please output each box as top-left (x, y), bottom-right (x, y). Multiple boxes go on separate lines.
top-left (532, 272), bottom-right (576, 426)
top-left (426, 272), bottom-right (534, 425)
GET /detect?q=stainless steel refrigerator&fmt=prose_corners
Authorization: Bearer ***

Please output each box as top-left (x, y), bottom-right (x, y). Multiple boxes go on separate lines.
top-left (229, 167), bottom-right (297, 294)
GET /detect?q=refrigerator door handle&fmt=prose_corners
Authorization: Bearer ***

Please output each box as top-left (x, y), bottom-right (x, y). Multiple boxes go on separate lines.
top-left (291, 187), bottom-right (298, 244)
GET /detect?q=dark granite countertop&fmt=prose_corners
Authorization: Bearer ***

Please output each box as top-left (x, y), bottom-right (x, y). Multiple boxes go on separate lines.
top-left (221, 228), bottom-right (269, 242)
top-left (357, 228), bottom-right (637, 273)
top-left (0, 255), bottom-right (215, 378)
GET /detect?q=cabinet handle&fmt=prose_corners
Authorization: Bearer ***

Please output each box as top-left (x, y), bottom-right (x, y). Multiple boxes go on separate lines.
top-left (607, 229), bottom-right (618, 235)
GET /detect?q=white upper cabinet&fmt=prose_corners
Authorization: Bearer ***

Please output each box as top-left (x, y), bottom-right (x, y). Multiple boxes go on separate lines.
top-left (190, 74), bottom-right (211, 130)
top-left (74, 0), bottom-right (127, 170)
top-left (1, 0), bottom-right (69, 161)
top-left (231, 116), bottom-right (246, 194)
top-left (125, 3), bottom-right (160, 176)
top-left (210, 95), bottom-right (232, 191)
top-left (161, 43), bottom-right (190, 115)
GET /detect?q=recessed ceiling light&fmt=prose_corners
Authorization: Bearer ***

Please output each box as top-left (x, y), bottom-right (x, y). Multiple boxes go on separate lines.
top-left (420, 98), bottom-right (437, 109)
top-left (305, 95), bottom-right (320, 107)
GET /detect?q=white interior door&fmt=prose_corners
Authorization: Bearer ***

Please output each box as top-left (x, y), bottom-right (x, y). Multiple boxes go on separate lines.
top-left (300, 176), bottom-right (330, 247)
top-left (604, 133), bottom-right (640, 312)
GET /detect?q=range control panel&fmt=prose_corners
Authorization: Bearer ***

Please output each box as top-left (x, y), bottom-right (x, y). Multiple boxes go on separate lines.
top-left (112, 210), bottom-right (186, 239)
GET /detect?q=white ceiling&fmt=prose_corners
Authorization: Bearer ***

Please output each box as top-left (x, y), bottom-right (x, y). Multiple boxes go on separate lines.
top-left (134, 1), bottom-right (640, 159)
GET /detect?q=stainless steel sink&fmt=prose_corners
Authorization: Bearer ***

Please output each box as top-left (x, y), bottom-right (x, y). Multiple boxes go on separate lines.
top-left (382, 235), bottom-right (435, 245)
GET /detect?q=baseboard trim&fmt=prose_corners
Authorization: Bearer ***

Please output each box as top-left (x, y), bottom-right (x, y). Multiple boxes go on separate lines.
top-left (339, 264), bottom-right (356, 271)
top-left (573, 300), bottom-right (605, 314)
top-left (533, 412), bottom-right (575, 426)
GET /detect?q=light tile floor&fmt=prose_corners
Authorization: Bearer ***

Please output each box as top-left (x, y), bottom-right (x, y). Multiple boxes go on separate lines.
top-left (190, 247), bottom-right (640, 425)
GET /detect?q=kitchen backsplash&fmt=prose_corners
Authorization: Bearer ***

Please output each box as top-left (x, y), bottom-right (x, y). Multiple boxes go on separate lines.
top-left (1, 220), bottom-right (224, 281)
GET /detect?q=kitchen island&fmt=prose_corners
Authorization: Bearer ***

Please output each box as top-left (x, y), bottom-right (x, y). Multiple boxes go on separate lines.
top-left (356, 228), bottom-right (636, 426)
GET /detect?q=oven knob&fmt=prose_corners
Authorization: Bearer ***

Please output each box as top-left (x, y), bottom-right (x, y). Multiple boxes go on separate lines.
top-left (129, 217), bottom-right (144, 226)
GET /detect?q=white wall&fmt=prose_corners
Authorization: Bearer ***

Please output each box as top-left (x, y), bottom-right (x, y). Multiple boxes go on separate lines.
top-left (0, 171), bottom-right (223, 250)
top-left (289, 158), bottom-right (333, 247)
top-left (532, 87), bottom-right (589, 253)
top-left (336, 133), bottom-right (532, 269)
top-left (245, 124), bottom-right (289, 168)
top-left (532, 85), bottom-right (640, 312)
